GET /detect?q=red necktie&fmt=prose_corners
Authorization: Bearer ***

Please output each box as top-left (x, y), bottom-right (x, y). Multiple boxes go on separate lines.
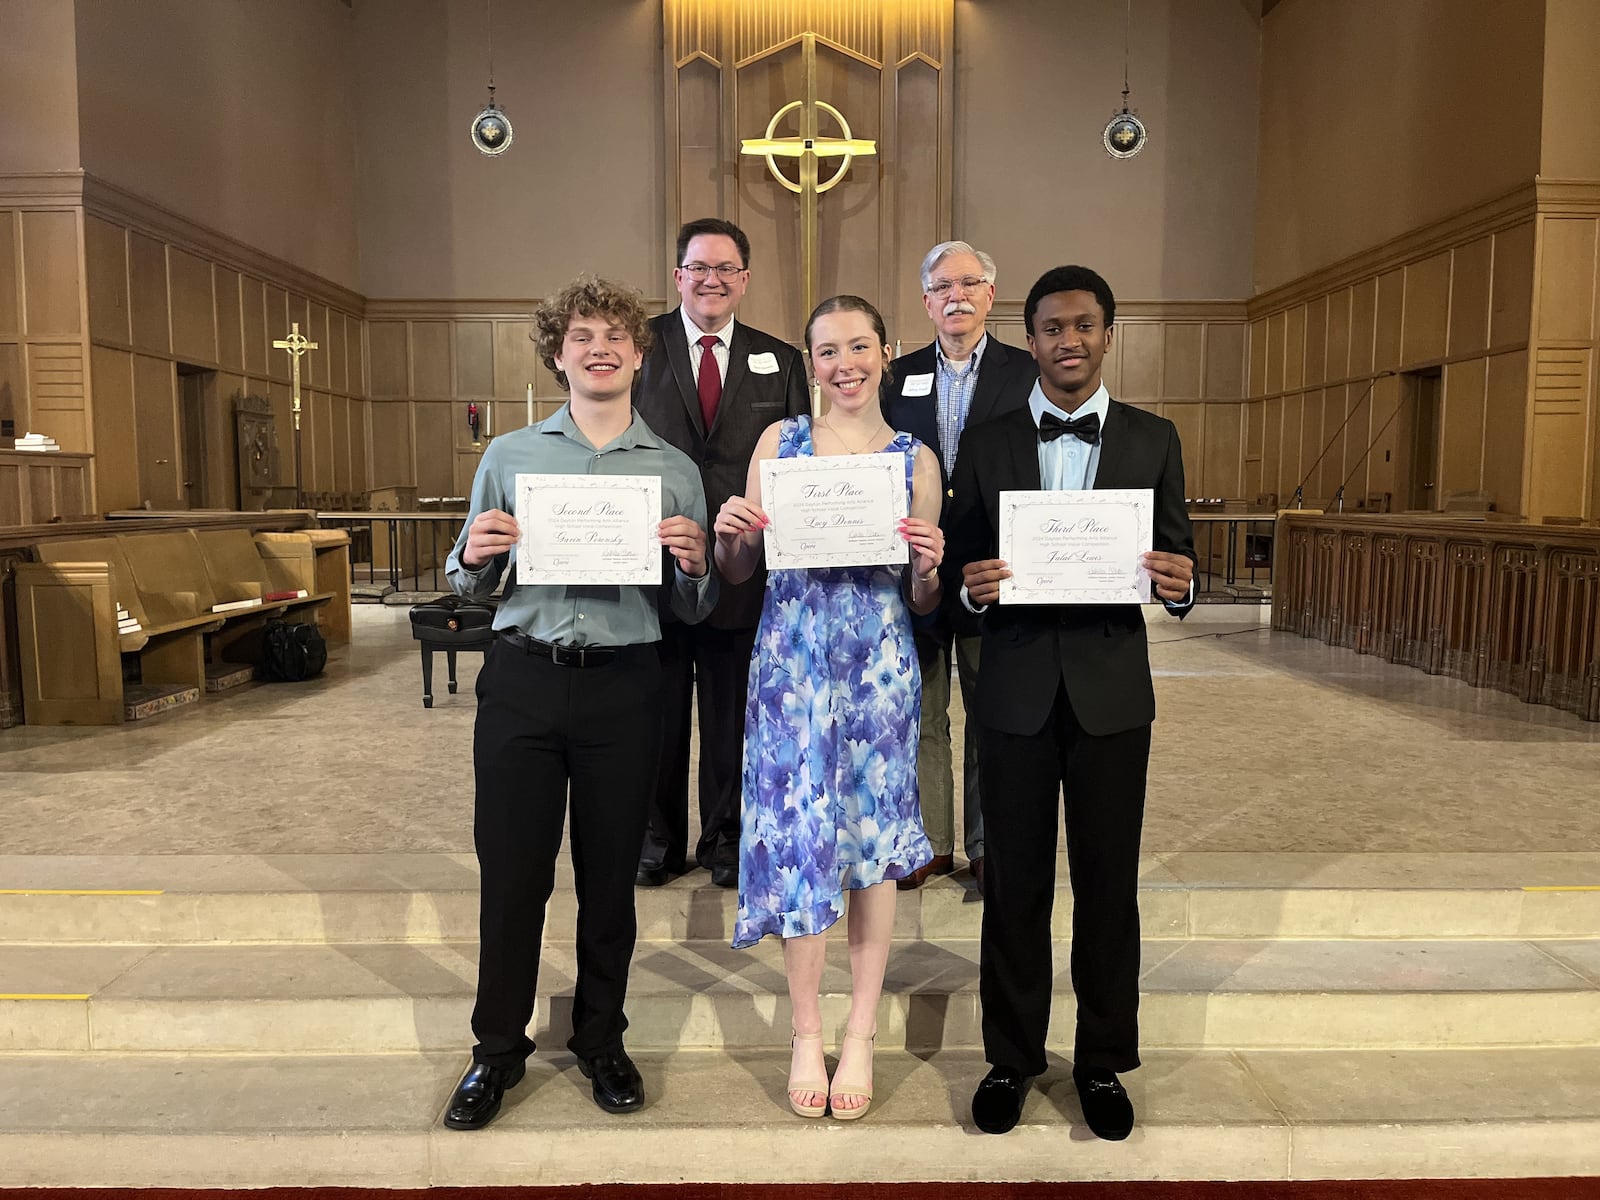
top-left (697, 334), bottom-right (722, 430)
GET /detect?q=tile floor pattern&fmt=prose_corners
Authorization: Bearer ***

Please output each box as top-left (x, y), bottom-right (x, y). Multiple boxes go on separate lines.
top-left (2, 603), bottom-right (1599, 1185)
top-left (2, 605), bottom-right (1597, 855)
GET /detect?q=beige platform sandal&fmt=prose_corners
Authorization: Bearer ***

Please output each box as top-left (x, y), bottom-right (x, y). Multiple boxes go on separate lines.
top-left (787, 1029), bottom-right (829, 1118)
top-left (828, 1027), bottom-right (876, 1120)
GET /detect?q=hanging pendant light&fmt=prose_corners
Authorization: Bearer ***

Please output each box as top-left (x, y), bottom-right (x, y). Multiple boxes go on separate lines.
top-left (1103, 0), bottom-right (1147, 159)
top-left (471, 0), bottom-right (513, 156)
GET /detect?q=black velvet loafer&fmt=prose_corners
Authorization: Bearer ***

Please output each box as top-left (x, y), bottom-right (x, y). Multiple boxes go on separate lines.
top-left (1073, 1065), bottom-right (1135, 1141)
top-left (443, 1059), bottom-right (525, 1130)
top-left (971, 1064), bottom-right (1030, 1134)
top-left (578, 1048), bottom-right (645, 1113)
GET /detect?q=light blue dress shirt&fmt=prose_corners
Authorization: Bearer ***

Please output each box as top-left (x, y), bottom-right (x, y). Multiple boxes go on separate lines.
top-left (445, 404), bottom-right (717, 645)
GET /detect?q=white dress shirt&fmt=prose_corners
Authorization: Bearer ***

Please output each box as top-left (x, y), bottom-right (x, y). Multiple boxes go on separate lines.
top-left (681, 308), bottom-right (734, 389)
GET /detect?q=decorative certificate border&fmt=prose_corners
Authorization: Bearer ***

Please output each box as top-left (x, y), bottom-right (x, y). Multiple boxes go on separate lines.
top-left (760, 454), bottom-right (908, 571)
top-left (515, 473), bottom-right (662, 586)
top-left (998, 488), bottom-right (1154, 605)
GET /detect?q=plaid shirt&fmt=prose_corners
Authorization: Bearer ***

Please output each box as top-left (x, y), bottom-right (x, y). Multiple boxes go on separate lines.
top-left (935, 334), bottom-right (988, 478)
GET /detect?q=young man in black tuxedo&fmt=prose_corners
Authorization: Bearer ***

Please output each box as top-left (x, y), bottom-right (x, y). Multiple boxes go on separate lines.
top-left (881, 241), bottom-right (1038, 895)
top-left (944, 265), bottom-right (1196, 1141)
top-left (632, 218), bottom-right (810, 889)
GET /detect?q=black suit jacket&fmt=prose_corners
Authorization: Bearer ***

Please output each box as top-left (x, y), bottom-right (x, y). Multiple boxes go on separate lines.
top-left (635, 308), bottom-right (810, 629)
top-left (944, 401), bottom-right (1197, 738)
top-left (882, 335), bottom-right (1039, 639)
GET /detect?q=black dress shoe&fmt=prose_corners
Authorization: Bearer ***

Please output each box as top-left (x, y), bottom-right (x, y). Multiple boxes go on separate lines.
top-left (710, 862), bottom-right (738, 889)
top-left (971, 1064), bottom-right (1030, 1134)
top-left (443, 1059), bottom-right (525, 1130)
top-left (1073, 1065), bottom-right (1135, 1141)
top-left (578, 1049), bottom-right (645, 1113)
top-left (635, 864), bottom-right (670, 887)
top-left (970, 856), bottom-right (986, 898)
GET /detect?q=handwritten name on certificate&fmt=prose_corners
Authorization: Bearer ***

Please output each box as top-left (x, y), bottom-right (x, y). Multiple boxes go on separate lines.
top-left (760, 454), bottom-right (907, 571)
top-left (998, 489), bottom-right (1154, 605)
top-left (515, 473), bottom-right (661, 586)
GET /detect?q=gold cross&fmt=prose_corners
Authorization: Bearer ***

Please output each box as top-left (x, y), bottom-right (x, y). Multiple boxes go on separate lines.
top-left (739, 32), bottom-right (876, 320)
top-left (271, 322), bottom-right (319, 433)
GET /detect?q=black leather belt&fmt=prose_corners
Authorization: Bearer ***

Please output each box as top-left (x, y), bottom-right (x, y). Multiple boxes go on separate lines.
top-left (499, 630), bottom-right (618, 667)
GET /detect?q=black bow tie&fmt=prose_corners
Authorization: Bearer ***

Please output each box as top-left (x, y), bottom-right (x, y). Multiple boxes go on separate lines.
top-left (1039, 410), bottom-right (1101, 445)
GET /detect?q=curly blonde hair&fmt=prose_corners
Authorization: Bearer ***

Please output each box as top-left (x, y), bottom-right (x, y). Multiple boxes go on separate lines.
top-left (532, 276), bottom-right (655, 391)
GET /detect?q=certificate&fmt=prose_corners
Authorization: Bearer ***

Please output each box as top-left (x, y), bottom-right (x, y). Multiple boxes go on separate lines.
top-left (760, 454), bottom-right (907, 571)
top-left (998, 488), bottom-right (1154, 604)
top-left (515, 473), bottom-right (661, 586)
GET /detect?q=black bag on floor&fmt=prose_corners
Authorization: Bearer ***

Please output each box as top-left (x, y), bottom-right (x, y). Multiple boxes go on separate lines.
top-left (258, 619), bottom-right (328, 682)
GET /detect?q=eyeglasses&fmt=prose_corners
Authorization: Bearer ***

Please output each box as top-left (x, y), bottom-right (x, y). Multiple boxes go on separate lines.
top-left (679, 263), bottom-right (746, 281)
top-left (926, 275), bottom-right (989, 297)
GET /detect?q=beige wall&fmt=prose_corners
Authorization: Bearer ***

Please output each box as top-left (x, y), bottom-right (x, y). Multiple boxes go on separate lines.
top-left (353, 0), bottom-right (665, 300)
top-left (71, 0), bottom-right (362, 291)
top-left (1540, 0), bottom-right (1600, 180)
top-left (954, 0), bottom-right (1259, 303)
top-left (1255, 0), bottom-right (1545, 293)
top-left (0, 0), bottom-right (81, 173)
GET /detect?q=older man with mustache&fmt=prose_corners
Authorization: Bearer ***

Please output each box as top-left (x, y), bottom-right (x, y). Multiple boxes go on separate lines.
top-left (881, 241), bottom-right (1039, 895)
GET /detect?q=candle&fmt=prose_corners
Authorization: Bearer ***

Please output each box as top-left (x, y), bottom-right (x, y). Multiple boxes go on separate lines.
top-left (526, 382), bottom-right (534, 427)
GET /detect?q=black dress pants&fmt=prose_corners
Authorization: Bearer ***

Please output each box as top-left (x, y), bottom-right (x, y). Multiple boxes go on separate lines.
top-left (470, 636), bottom-right (663, 1067)
top-left (638, 619), bottom-right (757, 873)
top-left (978, 683), bottom-right (1150, 1076)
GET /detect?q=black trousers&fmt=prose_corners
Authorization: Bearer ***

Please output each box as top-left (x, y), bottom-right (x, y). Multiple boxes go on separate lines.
top-left (470, 636), bottom-right (663, 1067)
top-left (638, 620), bottom-right (757, 873)
top-left (978, 683), bottom-right (1150, 1076)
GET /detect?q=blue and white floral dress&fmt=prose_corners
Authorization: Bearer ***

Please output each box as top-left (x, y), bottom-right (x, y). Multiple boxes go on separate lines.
top-left (732, 415), bottom-right (934, 949)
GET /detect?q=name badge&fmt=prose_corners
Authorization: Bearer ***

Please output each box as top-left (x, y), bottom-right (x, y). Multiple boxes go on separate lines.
top-left (901, 372), bottom-right (934, 397)
top-left (748, 352), bottom-right (780, 374)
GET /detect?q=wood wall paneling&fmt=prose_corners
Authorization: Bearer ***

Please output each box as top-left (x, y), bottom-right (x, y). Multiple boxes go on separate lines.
top-left (325, 308), bottom-right (347, 394)
top-left (0, 211), bottom-right (18, 338)
top-left (369, 398), bottom-right (414, 489)
top-left (1491, 221), bottom-right (1536, 348)
top-left (167, 246), bottom-right (216, 365)
top-left (19, 211), bottom-right (81, 338)
top-left (367, 320), bottom-right (408, 397)
top-left (1350, 279), bottom-right (1377, 377)
top-left (1204, 323), bottom-right (1245, 401)
top-left (88, 346), bottom-right (136, 511)
top-left (1265, 311), bottom-right (1285, 395)
top-left (676, 56), bottom-right (723, 231)
top-left (411, 321), bottom-right (452, 397)
top-left (127, 231), bottom-right (169, 354)
top-left (214, 266), bottom-right (243, 371)
top-left (1202, 402), bottom-right (1243, 499)
top-left (1248, 318), bottom-right (1267, 398)
top-left (1483, 349), bottom-right (1528, 512)
top-left (1326, 287), bottom-right (1352, 383)
top-left (1163, 404), bottom-right (1203, 496)
top-left (1283, 305), bottom-right (1305, 391)
top-left (1374, 268), bottom-right (1404, 372)
top-left (331, 393), bottom-right (351, 494)
top-left (1440, 357), bottom-right (1488, 497)
top-left (0, 342), bottom-right (22, 433)
top-left (1402, 250), bottom-right (1451, 366)
top-left (308, 303), bottom-right (330, 389)
top-left (493, 319), bottom-right (545, 400)
top-left (84, 215), bottom-right (129, 345)
top-left (1116, 322), bottom-right (1161, 400)
top-left (1162, 324), bottom-right (1203, 399)
top-left (241, 277), bottom-right (266, 376)
top-left (132, 352), bottom-right (179, 507)
top-left (455, 321), bottom-right (494, 398)
top-left (1537, 217), bottom-right (1598, 342)
top-left (1303, 295), bottom-right (1328, 386)
top-left (893, 58), bottom-right (941, 339)
top-left (264, 285), bottom-right (290, 381)
top-left (413, 399), bottom-right (454, 497)
top-left (1449, 236), bottom-right (1493, 357)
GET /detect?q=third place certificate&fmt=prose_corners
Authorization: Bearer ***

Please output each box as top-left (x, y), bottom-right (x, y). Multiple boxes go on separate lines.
top-left (998, 488), bottom-right (1154, 604)
top-left (760, 454), bottom-right (907, 571)
top-left (515, 473), bottom-right (661, 585)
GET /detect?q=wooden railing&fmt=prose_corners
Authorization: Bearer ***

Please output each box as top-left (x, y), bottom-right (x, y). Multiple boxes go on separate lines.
top-left (1272, 514), bottom-right (1600, 721)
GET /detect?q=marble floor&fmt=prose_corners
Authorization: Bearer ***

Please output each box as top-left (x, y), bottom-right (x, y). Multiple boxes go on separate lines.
top-left (2, 604), bottom-right (1598, 856)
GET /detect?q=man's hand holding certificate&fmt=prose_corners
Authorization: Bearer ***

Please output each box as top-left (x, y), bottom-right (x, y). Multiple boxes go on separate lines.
top-left (515, 473), bottom-right (663, 585)
top-left (758, 455), bottom-right (907, 570)
top-left (990, 488), bottom-right (1157, 605)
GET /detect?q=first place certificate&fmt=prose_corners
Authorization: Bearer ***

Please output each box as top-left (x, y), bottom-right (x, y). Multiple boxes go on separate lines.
top-left (998, 488), bottom-right (1154, 604)
top-left (515, 473), bottom-right (661, 586)
top-left (760, 454), bottom-right (907, 571)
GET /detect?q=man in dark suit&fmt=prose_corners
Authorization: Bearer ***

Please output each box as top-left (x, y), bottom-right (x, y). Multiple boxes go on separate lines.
top-left (633, 218), bottom-right (810, 889)
top-left (945, 265), bottom-right (1196, 1142)
top-left (882, 241), bottom-right (1038, 894)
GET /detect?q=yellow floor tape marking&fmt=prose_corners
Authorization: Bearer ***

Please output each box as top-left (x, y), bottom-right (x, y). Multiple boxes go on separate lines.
top-left (0, 994), bottom-right (92, 1001)
top-left (0, 889), bottom-right (164, 896)
top-left (1523, 885), bottom-right (1600, 892)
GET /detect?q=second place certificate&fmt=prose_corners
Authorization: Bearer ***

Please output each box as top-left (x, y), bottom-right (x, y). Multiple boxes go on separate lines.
top-left (515, 473), bottom-right (661, 585)
top-left (760, 454), bottom-right (907, 571)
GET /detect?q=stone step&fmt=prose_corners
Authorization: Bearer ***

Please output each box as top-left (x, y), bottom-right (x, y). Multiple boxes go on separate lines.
top-left (4, 851), bottom-right (1597, 943)
top-left (0, 1047), bottom-right (1596, 1186)
top-left (4, 936), bottom-right (1598, 1054)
